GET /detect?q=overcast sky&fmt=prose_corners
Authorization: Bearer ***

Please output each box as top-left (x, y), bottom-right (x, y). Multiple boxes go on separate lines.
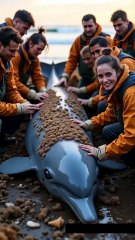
top-left (0, 0), bottom-right (134, 27)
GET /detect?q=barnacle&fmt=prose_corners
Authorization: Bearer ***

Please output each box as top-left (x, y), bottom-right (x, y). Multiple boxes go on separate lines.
top-left (36, 89), bottom-right (91, 158)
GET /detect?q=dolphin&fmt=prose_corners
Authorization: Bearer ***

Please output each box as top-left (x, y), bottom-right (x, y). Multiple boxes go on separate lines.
top-left (0, 62), bottom-right (127, 223)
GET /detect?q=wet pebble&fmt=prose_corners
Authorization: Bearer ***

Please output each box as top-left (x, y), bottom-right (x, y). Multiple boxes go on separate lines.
top-left (26, 220), bottom-right (41, 228)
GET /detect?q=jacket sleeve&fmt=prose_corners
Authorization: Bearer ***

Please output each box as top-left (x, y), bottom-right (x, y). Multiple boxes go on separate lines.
top-left (31, 58), bottom-right (47, 91)
top-left (0, 101), bottom-right (18, 116)
top-left (5, 65), bottom-right (27, 104)
top-left (11, 53), bottom-right (31, 96)
top-left (106, 86), bottom-right (135, 158)
top-left (63, 36), bottom-right (81, 76)
top-left (91, 102), bottom-right (116, 128)
top-left (86, 81), bottom-right (100, 93)
top-left (92, 94), bottom-right (100, 106)
top-left (1, 67), bottom-right (27, 116)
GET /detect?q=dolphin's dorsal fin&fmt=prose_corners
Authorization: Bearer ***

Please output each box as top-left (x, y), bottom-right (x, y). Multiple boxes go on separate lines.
top-left (0, 157), bottom-right (37, 174)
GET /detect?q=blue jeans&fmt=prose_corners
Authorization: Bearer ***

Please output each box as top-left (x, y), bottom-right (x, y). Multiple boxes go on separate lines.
top-left (102, 122), bottom-right (135, 166)
top-left (98, 100), bottom-right (107, 114)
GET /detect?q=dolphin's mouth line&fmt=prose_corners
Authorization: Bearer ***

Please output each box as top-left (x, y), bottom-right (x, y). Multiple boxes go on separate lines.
top-left (52, 184), bottom-right (98, 223)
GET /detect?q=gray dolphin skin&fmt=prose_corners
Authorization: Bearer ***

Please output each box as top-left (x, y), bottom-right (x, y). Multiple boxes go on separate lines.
top-left (0, 62), bottom-right (127, 223)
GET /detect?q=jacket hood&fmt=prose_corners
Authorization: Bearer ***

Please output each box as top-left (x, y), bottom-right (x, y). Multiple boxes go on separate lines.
top-left (114, 21), bottom-right (135, 42)
top-left (5, 18), bottom-right (13, 27)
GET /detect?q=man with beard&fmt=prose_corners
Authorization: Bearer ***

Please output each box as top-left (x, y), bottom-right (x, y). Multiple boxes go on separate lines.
top-left (111, 9), bottom-right (135, 58)
top-left (0, 26), bottom-right (43, 153)
top-left (56, 14), bottom-right (112, 87)
top-left (0, 9), bottom-right (35, 37)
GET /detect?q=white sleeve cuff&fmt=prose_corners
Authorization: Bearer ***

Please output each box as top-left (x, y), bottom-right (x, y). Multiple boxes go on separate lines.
top-left (84, 119), bottom-right (93, 130)
top-left (26, 89), bottom-right (36, 99)
top-left (97, 144), bottom-right (107, 160)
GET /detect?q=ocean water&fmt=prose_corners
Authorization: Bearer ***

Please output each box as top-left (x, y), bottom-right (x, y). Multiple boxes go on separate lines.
top-left (26, 25), bottom-right (115, 63)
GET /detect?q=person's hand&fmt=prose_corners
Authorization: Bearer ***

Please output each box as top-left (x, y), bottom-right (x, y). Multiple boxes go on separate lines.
top-left (67, 86), bottom-right (80, 94)
top-left (72, 119), bottom-right (87, 128)
top-left (72, 118), bottom-right (93, 130)
top-left (33, 92), bottom-right (48, 101)
top-left (27, 89), bottom-right (48, 101)
top-left (79, 144), bottom-right (99, 158)
top-left (16, 102), bottom-right (44, 115)
top-left (77, 98), bottom-right (89, 105)
top-left (55, 77), bottom-right (67, 87)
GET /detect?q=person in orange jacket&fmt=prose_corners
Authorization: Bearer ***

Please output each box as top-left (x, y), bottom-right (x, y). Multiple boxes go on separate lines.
top-left (11, 27), bottom-right (48, 102)
top-left (67, 46), bottom-right (95, 95)
top-left (56, 14), bottom-right (112, 87)
top-left (67, 46), bottom-right (97, 117)
top-left (73, 53), bottom-right (135, 166)
top-left (110, 9), bottom-right (135, 58)
top-left (0, 9), bottom-right (35, 36)
top-left (78, 36), bottom-right (135, 113)
top-left (0, 26), bottom-right (44, 152)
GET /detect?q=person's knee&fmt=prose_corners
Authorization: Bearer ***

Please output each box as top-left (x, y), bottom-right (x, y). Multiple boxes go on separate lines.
top-left (98, 101), bottom-right (107, 114)
top-left (102, 126), bottom-right (109, 141)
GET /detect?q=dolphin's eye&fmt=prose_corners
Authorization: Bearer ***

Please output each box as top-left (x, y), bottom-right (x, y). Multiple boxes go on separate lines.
top-left (44, 169), bottom-right (53, 179)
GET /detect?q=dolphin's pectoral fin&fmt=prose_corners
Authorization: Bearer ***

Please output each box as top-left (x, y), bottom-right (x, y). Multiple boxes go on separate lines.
top-left (97, 159), bottom-right (127, 171)
top-left (0, 157), bottom-right (37, 174)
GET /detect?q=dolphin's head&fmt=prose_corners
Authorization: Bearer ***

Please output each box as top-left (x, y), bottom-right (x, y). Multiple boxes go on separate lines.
top-left (38, 140), bottom-right (99, 223)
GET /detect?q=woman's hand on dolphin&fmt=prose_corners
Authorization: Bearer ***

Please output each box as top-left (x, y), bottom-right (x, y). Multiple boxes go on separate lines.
top-left (77, 98), bottom-right (89, 105)
top-left (72, 119), bottom-right (87, 128)
top-left (54, 77), bottom-right (67, 87)
top-left (67, 86), bottom-right (80, 94)
top-left (79, 144), bottom-right (99, 158)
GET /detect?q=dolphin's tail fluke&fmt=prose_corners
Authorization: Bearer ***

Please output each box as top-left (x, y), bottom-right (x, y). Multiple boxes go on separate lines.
top-left (0, 157), bottom-right (37, 174)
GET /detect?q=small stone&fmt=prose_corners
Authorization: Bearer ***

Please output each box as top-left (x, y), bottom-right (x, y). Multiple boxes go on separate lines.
top-left (5, 202), bottom-right (15, 207)
top-left (26, 220), bottom-right (40, 228)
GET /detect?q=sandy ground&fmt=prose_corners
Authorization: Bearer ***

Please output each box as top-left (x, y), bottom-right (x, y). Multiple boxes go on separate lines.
top-left (0, 120), bottom-right (135, 240)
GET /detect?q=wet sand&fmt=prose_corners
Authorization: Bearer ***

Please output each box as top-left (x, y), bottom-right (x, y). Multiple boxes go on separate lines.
top-left (0, 119), bottom-right (135, 239)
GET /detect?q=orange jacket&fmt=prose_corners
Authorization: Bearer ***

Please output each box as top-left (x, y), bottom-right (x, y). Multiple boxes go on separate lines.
top-left (86, 81), bottom-right (100, 93)
top-left (5, 17), bottom-right (13, 27)
top-left (63, 24), bottom-right (112, 76)
top-left (0, 18), bottom-right (13, 28)
top-left (92, 46), bottom-right (135, 106)
top-left (11, 44), bottom-right (47, 97)
top-left (91, 64), bottom-right (135, 158)
top-left (112, 21), bottom-right (135, 57)
top-left (0, 58), bottom-right (27, 116)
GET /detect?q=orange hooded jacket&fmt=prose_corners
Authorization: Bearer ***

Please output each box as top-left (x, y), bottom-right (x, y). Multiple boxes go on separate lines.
top-left (91, 65), bottom-right (135, 159)
top-left (0, 59), bottom-right (27, 116)
top-left (112, 21), bottom-right (135, 57)
top-left (92, 46), bottom-right (135, 106)
top-left (11, 44), bottom-right (47, 97)
top-left (63, 24), bottom-right (112, 77)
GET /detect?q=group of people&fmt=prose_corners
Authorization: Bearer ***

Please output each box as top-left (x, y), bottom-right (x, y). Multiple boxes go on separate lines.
top-left (56, 10), bottom-right (135, 166)
top-left (0, 10), bottom-right (49, 153)
top-left (1, 9), bottom-right (135, 167)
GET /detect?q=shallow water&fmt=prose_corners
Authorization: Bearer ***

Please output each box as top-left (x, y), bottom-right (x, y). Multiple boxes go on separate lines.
top-left (26, 25), bottom-right (115, 63)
